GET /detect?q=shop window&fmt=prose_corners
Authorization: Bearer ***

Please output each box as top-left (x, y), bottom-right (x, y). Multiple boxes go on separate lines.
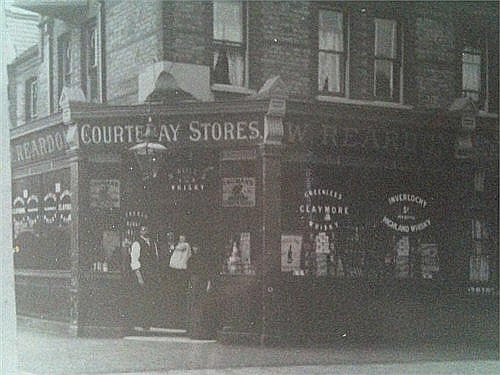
top-left (373, 18), bottom-right (401, 101)
top-left (82, 22), bottom-right (100, 102)
top-left (25, 77), bottom-right (38, 121)
top-left (12, 170), bottom-right (71, 270)
top-left (281, 164), bottom-right (441, 280)
top-left (212, 0), bottom-right (246, 87)
top-left (460, 33), bottom-right (499, 113)
top-left (318, 8), bottom-right (346, 95)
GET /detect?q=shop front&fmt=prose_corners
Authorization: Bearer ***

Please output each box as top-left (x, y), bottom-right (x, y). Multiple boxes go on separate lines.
top-left (12, 87), bottom-right (498, 342)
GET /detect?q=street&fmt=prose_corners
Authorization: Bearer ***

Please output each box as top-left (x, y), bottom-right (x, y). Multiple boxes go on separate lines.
top-left (17, 325), bottom-right (499, 375)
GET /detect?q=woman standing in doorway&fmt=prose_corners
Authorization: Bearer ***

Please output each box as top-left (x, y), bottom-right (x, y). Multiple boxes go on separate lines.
top-left (169, 234), bottom-right (192, 327)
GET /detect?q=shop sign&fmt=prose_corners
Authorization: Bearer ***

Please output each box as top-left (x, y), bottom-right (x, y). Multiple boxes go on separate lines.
top-left (299, 188), bottom-right (349, 231)
top-left (167, 166), bottom-right (214, 192)
top-left (26, 195), bottom-right (39, 226)
top-left (58, 190), bottom-right (72, 224)
top-left (78, 117), bottom-right (262, 147)
top-left (382, 193), bottom-right (431, 233)
top-left (12, 196), bottom-right (26, 237)
top-left (284, 121), bottom-right (451, 160)
top-left (222, 177), bottom-right (255, 207)
top-left (90, 179), bottom-right (120, 209)
top-left (11, 125), bottom-right (69, 165)
top-left (43, 193), bottom-right (57, 224)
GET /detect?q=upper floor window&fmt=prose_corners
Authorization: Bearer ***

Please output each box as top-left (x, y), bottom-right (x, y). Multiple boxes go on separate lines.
top-left (212, 0), bottom-right (246, 87)
top-left (25, 77), bottom-right (38, 120)
top-left (82, 22), bottom-right (100, 103)
top-left (374, 18), bottom-right (401, 101)
top-left (461, 33), bottom-right (499, 113)
top-left (57, 33), bottom-right (71, 107)
top-left (318, 8), bottom-right (346, 95)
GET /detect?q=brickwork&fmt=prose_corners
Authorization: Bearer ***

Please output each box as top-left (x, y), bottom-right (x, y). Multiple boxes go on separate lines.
top-left (105, 0), bottom-right (163, 104)
top-left (413, 8), bottom-right (458, 109)
top-left (249, 1), bottom-right (312, 97)
top-left (163, 1), bottom-right (211, 66)
top-left (6, 1), bottom-right (499, 125)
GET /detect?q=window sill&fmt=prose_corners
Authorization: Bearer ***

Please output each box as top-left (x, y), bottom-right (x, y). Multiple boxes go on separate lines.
top-left (316, 95), bottom-right (414, 110)
top-left (211, 84), bottom-right (256, 96)
top-left (478, 110), bottom-right (498, 119)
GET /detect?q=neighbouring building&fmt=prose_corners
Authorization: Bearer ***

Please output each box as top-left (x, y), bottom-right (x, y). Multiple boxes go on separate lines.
top-left (8, 0), bottom-right (498, 344)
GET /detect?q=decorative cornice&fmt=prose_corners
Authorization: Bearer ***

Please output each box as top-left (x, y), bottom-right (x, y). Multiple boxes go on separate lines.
top-left (10, 113), bottom-right (63, 140)
top-left (66, 100), bottom-right (271, 121)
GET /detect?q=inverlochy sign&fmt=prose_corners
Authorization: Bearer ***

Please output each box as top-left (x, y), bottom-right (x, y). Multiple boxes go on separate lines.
top-left (382, 193), bottom-right (431, 233)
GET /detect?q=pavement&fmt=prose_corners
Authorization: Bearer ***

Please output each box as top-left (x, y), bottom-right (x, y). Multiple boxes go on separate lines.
top-left (16, 325), bottom-right (499, 375)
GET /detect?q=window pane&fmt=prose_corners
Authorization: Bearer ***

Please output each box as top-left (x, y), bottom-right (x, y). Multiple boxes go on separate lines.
top-left (213, 45), bottom-right (244, 86)
top-left (318, 52), bottom-right (343, 93)
top-left (375, 59), bottom-right (393, 98)
top-left (89, 28), bottom-right (97, 67)
top-left (462, 49), bottom-right (481, 98)
top-left (375, 18), bottom-right (396, 58)
top-left (463, 62), bottom-right (481, 92)
top-left (31, 80), bottom-right (37, 116)
top-left (463, 48), bottom-right (480, 64)
top-left (214, 0), bottom-right (243, 43)
top-left (319, 10), bottom-right (343, 52)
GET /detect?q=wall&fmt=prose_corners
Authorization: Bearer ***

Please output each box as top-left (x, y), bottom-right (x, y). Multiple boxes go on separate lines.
top-left (250, 1), bottom-right (312, 97)
top-left (413, 6), bottom-right (458, 109)
top-left (105, 0), bottom-right (163, 105)
top-left (7, 1), bottom-right (498, 117)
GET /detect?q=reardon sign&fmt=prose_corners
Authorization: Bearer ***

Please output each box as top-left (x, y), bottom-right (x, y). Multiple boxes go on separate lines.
top-left (284, 120), bottom-right (453, 159)
top-left (11, 125), bottom-right (69, 166)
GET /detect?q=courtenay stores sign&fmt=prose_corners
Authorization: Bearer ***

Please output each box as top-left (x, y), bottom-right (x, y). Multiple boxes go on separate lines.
top-left (11, 114), bottom-right (263, 166)
top-left (77, 114), bottom-right (262, 149)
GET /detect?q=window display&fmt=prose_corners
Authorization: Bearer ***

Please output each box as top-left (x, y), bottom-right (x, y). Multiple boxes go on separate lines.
top-left (281, 162), bottom-right (442, 280)
top-left (12, 169), bottom-right (71, 270)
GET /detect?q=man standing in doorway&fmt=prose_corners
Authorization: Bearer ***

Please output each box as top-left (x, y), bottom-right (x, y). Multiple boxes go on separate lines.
top-left (130, 225), bottom-right (160, 331)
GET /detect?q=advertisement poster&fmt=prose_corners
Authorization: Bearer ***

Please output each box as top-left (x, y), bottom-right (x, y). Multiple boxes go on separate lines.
top-left (419, 243), bottom-right (439, 279)
top-left (281, 234), bottom-right (302, 272)
top-left (90, 179), bottom-right (120, 209)
top-left (315, 232), bottom-right (330, 254)
top-left (102, 230), bottom-right (121, 260)
top-left (240, 232), bottom-right (251, 266)
top-left (222, 177), bottom-right (256, 207)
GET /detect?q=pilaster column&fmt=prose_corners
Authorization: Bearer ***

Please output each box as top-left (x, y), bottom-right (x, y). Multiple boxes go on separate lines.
top-left (68, 149), bottom-right (87, 335)
top-left (259, 89), bottom-right (287, 345)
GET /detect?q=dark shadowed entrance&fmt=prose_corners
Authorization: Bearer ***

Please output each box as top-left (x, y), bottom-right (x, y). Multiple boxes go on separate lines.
top-left (128, 149), bottom-right (220, 329)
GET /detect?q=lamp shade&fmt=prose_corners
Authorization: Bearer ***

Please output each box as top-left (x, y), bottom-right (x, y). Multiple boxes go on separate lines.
top-left (129, 117), bottom-right (167, 179)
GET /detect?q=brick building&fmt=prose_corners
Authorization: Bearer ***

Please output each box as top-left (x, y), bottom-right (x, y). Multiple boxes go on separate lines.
top-left (8, 1), bottom-right (498, 344)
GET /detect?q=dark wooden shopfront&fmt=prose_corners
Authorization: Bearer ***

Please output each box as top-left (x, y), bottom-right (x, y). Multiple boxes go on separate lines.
top-left (11, 91), bottom-right (498, 343)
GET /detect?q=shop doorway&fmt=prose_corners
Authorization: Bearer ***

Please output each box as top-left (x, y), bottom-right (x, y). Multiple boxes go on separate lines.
top-left (151, 151), bottom-right (220, 329)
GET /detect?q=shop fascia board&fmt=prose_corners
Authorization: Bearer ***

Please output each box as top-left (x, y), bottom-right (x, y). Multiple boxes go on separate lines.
top-left (286, 98), bottom-right (460, 132)
top-left (64, 100), bottom-right (272, 123)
